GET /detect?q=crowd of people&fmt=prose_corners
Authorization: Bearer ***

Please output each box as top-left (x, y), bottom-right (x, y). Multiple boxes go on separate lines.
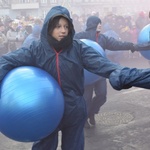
top-left (0, 16), bottom-right (43, 56)
top-left (0, 10), bottom-right (149, 58)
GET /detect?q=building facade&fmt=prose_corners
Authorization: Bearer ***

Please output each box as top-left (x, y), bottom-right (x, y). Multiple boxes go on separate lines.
top-left (0, 0), bottom-right (149, 19)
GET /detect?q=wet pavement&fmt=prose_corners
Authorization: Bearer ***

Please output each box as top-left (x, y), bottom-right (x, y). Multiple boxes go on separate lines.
top-left (0, 54), bottom-right (150, 150)
top-left (84, 87), bottom-right (150, 150)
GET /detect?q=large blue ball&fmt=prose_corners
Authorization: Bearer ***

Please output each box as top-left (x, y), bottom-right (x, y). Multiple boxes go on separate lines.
top-left (0, 66), bottom-right (64, 142)
top-left (138, 24), bottom-right (150, 60)
top-left (80, 39), bottom-right (105, 86)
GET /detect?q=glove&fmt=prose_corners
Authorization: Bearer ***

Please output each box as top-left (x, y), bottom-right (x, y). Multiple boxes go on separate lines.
top-left (131, 42), bottom-right (150, 52)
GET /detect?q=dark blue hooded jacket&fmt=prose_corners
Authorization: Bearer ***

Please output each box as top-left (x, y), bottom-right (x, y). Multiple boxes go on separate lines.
top-left (0, 6), bottom-right (149, 120)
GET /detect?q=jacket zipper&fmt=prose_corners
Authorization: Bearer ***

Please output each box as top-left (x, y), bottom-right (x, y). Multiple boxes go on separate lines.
top-left (54, 49), bottom-right (62, 87)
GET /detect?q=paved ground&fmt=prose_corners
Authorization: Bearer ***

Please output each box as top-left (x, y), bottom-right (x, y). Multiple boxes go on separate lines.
top-left (0, 53), bottom-right (150, 150)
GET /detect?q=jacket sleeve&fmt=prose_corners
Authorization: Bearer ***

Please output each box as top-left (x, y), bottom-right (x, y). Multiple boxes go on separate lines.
top-left (80, 40), bottom-right (124, 78)
top-left (0, 47), bottom-right (35, 82)
top-left (109, 67), bottom-right (150, 90)
top-left (101, 35), bottom-right (134, 51)
top-left (132, 43), bottom-right (150, 52)
top-left (102, 35), bottom-right (150, 52)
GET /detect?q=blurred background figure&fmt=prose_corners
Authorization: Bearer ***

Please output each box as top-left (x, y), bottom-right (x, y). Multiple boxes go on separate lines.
top-left (72, 14), bottom-right (83, 33)
top-left (103, 22), bottom-right (123, 64)
top-left (6, 20), bottom-right (25, 51)
top-left (0, 22), bottom-right (8, 56)
top-left (22, 24), bottom-right (42, 48)
top-left (135, 11), bottom-right (148, 31)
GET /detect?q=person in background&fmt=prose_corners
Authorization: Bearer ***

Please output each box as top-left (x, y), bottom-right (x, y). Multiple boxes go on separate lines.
top-left (22, 24), bottom-right (42, 48)
top-left (0, 23), bottom-right (8, 56)
top-left (115, 16), bottom-right (132, 42)
top-left (135, 11), bottom-right (148, 31)
top-left (34, 18), bottom-right (43, 26)
top-left (23, 24), bottom-right (33, 40)
top-left (72, 14), bottom-right (82, 33)
top-left (74, 15), bottom-right (150, 128)
top-left (0, 6), bottom-right (150, 150)
top-left (3, 17), bottom-right (14, 35)
top-left (6, 21), bottom-right (25, 51)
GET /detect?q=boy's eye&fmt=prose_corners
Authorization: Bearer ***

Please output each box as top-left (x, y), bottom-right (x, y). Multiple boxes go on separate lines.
top-left (65, 26), bottom-right (69, 29)
top-left (55, 25), bottom-right (69, 29)
top-left (56, 25), bottom-right (61, 28)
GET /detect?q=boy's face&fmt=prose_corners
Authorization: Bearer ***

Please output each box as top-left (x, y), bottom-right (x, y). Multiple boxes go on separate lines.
top-left (51, 17), bottom-right (69, 41)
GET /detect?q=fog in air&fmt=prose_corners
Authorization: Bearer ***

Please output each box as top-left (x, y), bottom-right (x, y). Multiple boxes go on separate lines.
top-left (0, 1), bottom-right (150, 150)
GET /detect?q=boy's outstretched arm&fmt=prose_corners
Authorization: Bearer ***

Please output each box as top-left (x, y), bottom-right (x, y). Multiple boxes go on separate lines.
top-left (109, 67), bottom-right (150, 90)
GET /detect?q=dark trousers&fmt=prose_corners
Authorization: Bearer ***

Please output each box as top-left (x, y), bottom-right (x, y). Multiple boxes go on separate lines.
top-left (84, 78), bottom-right (107, 117)
top-left (32, 120), bottom-right (85, 150)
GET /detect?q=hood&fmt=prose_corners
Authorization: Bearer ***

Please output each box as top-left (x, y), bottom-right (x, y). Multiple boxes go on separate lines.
top-left (86, 16), bottom-right (101, 31)
top-left (40, 6), bottom-right (75, 43)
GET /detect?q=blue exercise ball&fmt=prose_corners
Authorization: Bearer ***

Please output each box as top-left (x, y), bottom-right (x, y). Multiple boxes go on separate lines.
top-left (80, 39), bottom-right (105, 86)
top-left (138, 24), bottom-right (150, 60)
top-left (0, 66), bottom-right (64, 142)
